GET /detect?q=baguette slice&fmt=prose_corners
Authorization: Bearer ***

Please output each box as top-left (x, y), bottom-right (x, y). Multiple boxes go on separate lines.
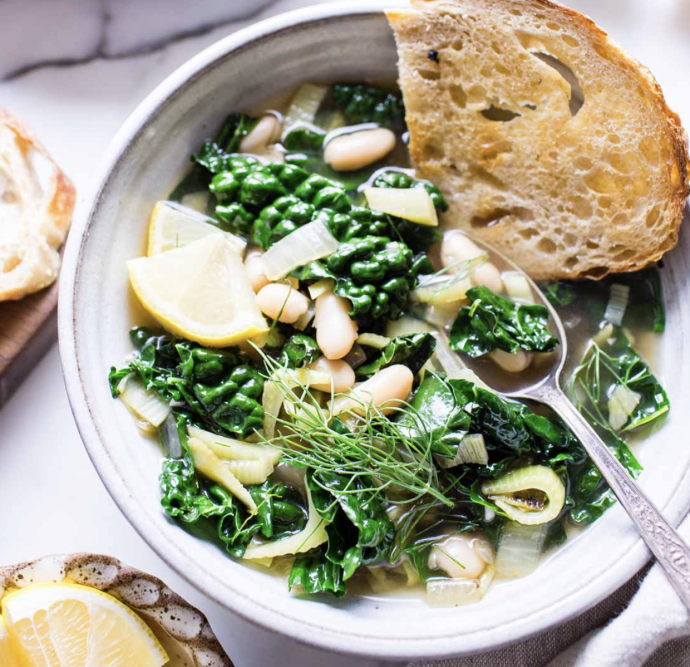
top-left (0, 108), bottom-right (75, 301)
top-left (387, 0), bottom-right (689, 280)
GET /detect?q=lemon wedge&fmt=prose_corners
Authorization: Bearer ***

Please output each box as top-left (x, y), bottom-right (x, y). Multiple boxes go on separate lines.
top-left (147, 200), bottom-right (246, 256)
top-left (0, 616), bottom-right (19, 666)
top-left (2, 583), bottom-right (168, 667)
top-left (128, 234), bottom-right (268, 347)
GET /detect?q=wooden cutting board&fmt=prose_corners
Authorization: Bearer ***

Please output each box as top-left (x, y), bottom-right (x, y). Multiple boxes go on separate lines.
top-left (0, 280), bottom-right (59, 408)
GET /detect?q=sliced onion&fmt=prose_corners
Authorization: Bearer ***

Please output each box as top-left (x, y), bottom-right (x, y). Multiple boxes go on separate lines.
top-left (604, 283), bottom-right (630, 326)
top-left (481, 466), bottom-right (566, 525)
top-left (187, 425), bottom-right (280, 465)
top-left (284, 83), bottom-right (328, 128)
top-left (224, 458), bottom-right (274, 485)
top-left (308, 278), bottom-right (335, 300)
top-left (243, 485), bottom-right (328, 559)
top-left (118, 374), bottom-right (170, 429)
top-left (608, 384), bottom-right (642, 431)
top-left (495, 523), bottom-right (548, 579)
top-left (426, 566), bottom-right (495, 607)
top-left (261, 219), bottom-right (339, 280)
top-left (187, 437), bottom-right (256, 512)
top-left (357, 333), bottom-right (391, 349)
top-left (364, 187), bottom-right (438, 226)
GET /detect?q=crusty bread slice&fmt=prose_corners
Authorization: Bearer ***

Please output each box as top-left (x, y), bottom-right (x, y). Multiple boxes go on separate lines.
top-left (387, 0), bottom-right (689, 280)
top-left (0, 108), bottom-right (75, 301)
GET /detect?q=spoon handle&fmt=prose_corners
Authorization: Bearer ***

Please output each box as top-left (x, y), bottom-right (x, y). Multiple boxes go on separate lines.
top-left (530, 383), bottom-right (690, 611)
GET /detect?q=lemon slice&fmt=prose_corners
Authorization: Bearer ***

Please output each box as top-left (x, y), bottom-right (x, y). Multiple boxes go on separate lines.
top-left (128, 234), bottom-right (268, 347)
top-left (147, 200), bottom-right (246, 256)
top-left (2, 583), bottom-right (168, 667)
top-left (0, 616), bottom-right (19, 666)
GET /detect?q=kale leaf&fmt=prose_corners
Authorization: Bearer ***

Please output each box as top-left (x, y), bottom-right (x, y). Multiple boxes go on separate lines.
top-left (160, 416), bottom-right (307, 556)
top-left (356, 333), bottom-right (436, 379)
top-left (567, 326), bottom-right (669, 433)
top-left (331, 83), bottom-right (406, 130)
top-left (279, 334), bottom-right (321, 369)
top-left (108, 327), bottom-right (265, 439)
top-left (450, 286), bottom-right (559, 357)
top-left (543, 281), bottom-right (576, 307)
top-left (326, 235), bottom-right (433, 322)
top-left (289, 470), bottom-right (394, 596)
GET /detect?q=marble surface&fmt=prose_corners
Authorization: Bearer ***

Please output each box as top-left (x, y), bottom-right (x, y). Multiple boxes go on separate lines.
top-left (0, 0), bottom-right (689, 665)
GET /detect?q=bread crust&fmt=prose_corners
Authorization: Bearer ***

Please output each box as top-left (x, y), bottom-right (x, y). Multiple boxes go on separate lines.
top-left (387, 0), bottom-right (689, 280)
top-left (0, 107), bottom-right (75, 301)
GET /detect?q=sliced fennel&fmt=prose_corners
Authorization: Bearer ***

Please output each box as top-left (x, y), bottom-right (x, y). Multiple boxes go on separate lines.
top-left (502, 271), bottom-right (534, 303)
top-left (426, 566), bottom-right (495, 607)
top-left (385, 315), bottom-right (434, 338)
top-left (187, 425), bottom-right (280, 465)
top-left (243, 485), bottom-right (328, 559)
top-left (608, 384), bottom-right (642, 431)
top-left (308, 278), bottom-right (335, 300)
top-left (261, 219), bottom-right (338, 280)
top-left (357, 333), bottom-right (391, 349)
top-left (224, 458), bottom-right (274, 485)
top-left (494, 523), bottom-right (548, 578)
top-left (436, 434), bottom-right (488, 468)
top-left (284, 83), bottom-right (328, 128)
top-left (187, 437), bottom-right (256, 512)
top-left (117, 374), bottom-right (170, 429)
top-left (481, 466), bottom-right (565, 525)
top-left (262, 368), bottom-right (332, 439)
top-left (604, 283), bottom-right (630, 326)
top-left (364, 187), bottom-right (439, 226)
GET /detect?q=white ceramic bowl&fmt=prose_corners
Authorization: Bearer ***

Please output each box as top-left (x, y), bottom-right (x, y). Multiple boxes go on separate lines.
top-left (59, 1), bottom-right (690, 661)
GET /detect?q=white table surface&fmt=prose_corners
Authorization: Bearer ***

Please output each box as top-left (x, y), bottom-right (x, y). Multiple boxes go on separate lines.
top-left (1, 0), bottom-right (689, 665)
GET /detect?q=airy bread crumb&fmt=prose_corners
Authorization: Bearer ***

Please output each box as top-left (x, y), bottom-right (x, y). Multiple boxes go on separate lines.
top-left (0, 108), bottom-right (75, 301)
top-left (387, 0), bottom-right (689, 280)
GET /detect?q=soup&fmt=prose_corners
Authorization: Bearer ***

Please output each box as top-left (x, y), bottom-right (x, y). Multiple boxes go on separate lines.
top-left (109, 81), bottom-right (669, 607)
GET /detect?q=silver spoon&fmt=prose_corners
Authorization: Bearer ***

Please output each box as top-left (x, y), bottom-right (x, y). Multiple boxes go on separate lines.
top-left (444, 233), bottom-right (690, 610)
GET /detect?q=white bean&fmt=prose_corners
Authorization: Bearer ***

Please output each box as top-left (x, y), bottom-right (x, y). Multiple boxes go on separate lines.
top-left (488, 348), bottom-right (533, 373)
top-left (308, 356), bottom-right (356, 393)
top-left (471, 262), bottom-right (504, 293)
top-left (256, 283), bottom-right (310, 324)
top-left (333, 365), bottom-right (414, 416)
top-left (239, 115), bottom-right (281, 153)
top-left (441, 233), bottom-right (483, 271)
top-left (244, 250), bottom-right (269, 293)
top-left (324, 128), bottom-right (396, 172)
top-left (441, 232), bottom-right (503, 292)
top-left (427, 534), bottom-right (491, 580)
top-left (314, 291), bottom-right (358, 360)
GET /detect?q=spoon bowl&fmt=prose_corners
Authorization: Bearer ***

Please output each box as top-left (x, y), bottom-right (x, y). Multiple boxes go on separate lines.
top-left (446, 232), bottom-right (690, 611)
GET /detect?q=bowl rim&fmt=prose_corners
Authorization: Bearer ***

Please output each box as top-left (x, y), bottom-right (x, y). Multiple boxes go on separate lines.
top-left (59, 1), bottom-right (678, 660)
